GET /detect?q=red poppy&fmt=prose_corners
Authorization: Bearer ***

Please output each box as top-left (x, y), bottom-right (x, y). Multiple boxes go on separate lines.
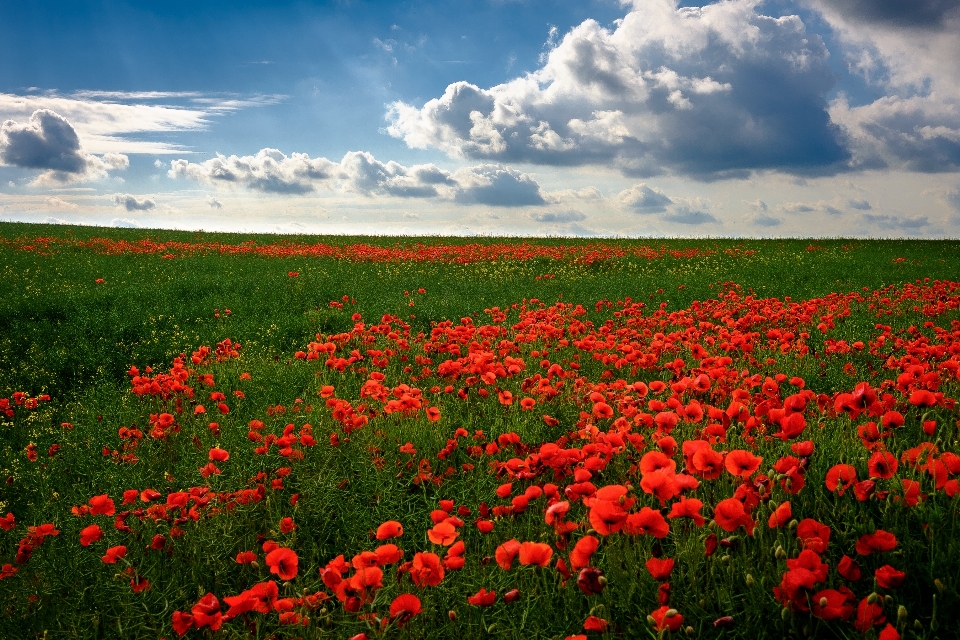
top-left (811, 587), bottom-right (855, 621)
top-left (725, 449), bottom-right (762, 478)
top-left (410, 552), bottom-right (444, 586)
top-left (376, 520), bottom-right (403, 540)
top-left (645, 556), bottom-right (674, 581)
top-left (88, 494), bottom-right (116, 516)
top-left (854, 596), bottom-right (886, 632)
top-left (467, 587), bottom-right (496, 606)
top-left (855, 530), bottom-right (897, 555)
top-left (519, 541), bottom-right (553, 567)
top-left (191, 593), bottom-right (223, 631)
top-left (768, 501), bottom-right (791, 529)
top-left (837, 555), bottom-right (861, 581)
top-left (583, 616), bottom-right (608, 632)
top-left (102, 545), bottom-right (127, 564)
top-left (874, 565), bottom-right (906, 589)
top-left (265, 547), bottom-right (299, 580)
top-left (236, 550), bottom-right (256, 564)
top-left (691, 447), bottom-right (724, 479)
top-left (279, 517), bottom-right (296, 533)
top-left (796, 519), bottom-right (830, 554)
top-left (648, 606), bottom-right (683, 632)
top-left (389, 594), bottom-right (422, 626)
top-left (667, 496), bottom-right (705, 527)
top-left (495, 539), bottom-right (521, 570)
top-left (624, 507), bottom-right (670, 538)
top-left (587, 500), bottom-right (629, 536)
top-left (570, 535), bottom-right (599, 570)
top-left (868, 451), bottom-right (897, 479)
top-left (80, 524), bottom-right (102, 547)
top-left (208, 447), bottom-right (229, 462)
top-left (171, 611), bottom-right (193, 636)
top-left (713, 498), bottom-right (755, 535)
top-left (427, 521), bottom-right (459, 546)
top-left (825, 464), bottom-right (857, 496)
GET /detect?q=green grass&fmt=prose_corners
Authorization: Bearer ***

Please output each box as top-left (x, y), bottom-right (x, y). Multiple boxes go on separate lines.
top-left (0, 222), bottom-right (958, 639)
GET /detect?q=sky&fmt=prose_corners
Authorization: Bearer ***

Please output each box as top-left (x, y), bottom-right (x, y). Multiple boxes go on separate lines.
top-left (1, 0), bottom-right (959, 238)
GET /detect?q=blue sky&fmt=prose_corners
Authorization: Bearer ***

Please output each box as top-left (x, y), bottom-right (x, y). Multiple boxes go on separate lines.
top-left (2, 0), bottom-right (959, 236)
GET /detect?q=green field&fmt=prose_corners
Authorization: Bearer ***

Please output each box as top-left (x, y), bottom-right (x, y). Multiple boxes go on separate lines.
top-left (1, 222), bottom-right (959, 639)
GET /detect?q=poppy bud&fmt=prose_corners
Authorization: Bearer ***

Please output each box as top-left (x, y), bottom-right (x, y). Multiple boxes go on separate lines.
top-left (914, 619), bottom-right (922, 630)
top-left (448, 611), bottom-right (457, 620)
top-left (775, 546), bottom-right (787, 560)
top-left (819, 597), bottom-right (828, 607)
top-left (720, 555), bottom-right (730, 563)
top-left (745, 574), bottom-right (754, 587)
top-left (486, 624), bottom-right (497, 633)
top-left (665, 609), bottom-right (678, 618)
top-left (788, 519), bottom-right (798, 529)
top-left (781, 608), bottom-right (791, 621)
top-left (685, 626), bottom-right (695, 636)
top-left (935, 579), bottom-right (945, 593)
top-left (897, 605), bottom-right (907, 625)
top-left (867, 592), bottom-right (879, 604)
top-left (646, 616), bottom-right (657, 626)
top-left (250, 561), bottom-right (259, 569)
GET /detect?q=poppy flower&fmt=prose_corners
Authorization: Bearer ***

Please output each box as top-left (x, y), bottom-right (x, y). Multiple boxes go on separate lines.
top-left (645, 556), bottom-right (675, 581)
top-left (476, 519), bottom-right (495, 533)
top-left (102, 545), bottom-right (127, 564)
top-left (624, 507), bottom-right (670, 538)
top-left (171, 611), bottom-right (193, 636)
top-left (691, 447), bottom-right (724, 479)
top-left (191, 593), bottom-right (223, 631)
top-left (768, 501), bottom-right (791, 529)
top-left (495, 539), bottom-right (521, 570)
top-left (376, 520), bottom-right (403, 540)
top-left (208, 447), bottom-right (229, 462)
top-left (868, 452), bottom-right (897, 479)
top-left (639, 469), bottom-right (680, 504)
top-left (577, 566), bottom-right (605, 595)
top-left (826, 555), bottom-right (856, 583)
top-left (855, 530), bottom-right (897, 555)
top-left (570, 535), bottom-right (599, 570)
top-left (79, 524), bottom-right (103, 547)
top-left (725, 450), bottom-right (762, 478)
top-left (875, 565), bottom-right (906, 589)
top-left (587, 500), bottom-right (629, 536)
top-left (519, 541), bottom-right (553, 567)
top-left (825, 464), bottom-right (857, 496)
top-left (236, 550), bottom-right (257, 564)
top-left (467, 587), bottom-right (496, 606)
top-left (811, 587), bottom-right (855, 621)
top-left (88, 494), bottom-right (116, 517)
top-left (583, 616), bottom-right (608, 632)
top-left (854, 596), bottom-right (886, 632)
top-left (648, 606), bottom-right (683, 632)
top-left (279, 517), bottom-right (296, 533)
top-left (667, 496), bottom-right (705, 527)
top-left (389, 594), bottom-right (422, 626)
top-left (712, 498), bottom-right (755, 535)
top-left (410, 552), bottom-right (444, 586)
top-left (427, 521), bottom-right (459, 546)
top-left (265, 547), bottom-right (299, 581)
top-left (375, 543), bottom-right (404, 566)
top-left (796, 519), bottom-right (830, 554)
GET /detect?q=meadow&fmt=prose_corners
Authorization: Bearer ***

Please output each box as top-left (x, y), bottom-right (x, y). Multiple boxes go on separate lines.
top-left (0, 222), bottom-right (958, 639)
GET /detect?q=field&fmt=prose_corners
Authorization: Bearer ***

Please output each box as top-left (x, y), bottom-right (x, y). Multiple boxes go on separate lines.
top-left (1, 222), bottom-right (959, 639)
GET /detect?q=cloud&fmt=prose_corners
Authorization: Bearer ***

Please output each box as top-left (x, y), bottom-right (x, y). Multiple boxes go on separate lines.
top-left (778, 199), bottom-right (843, 216)
top-left (44, 196), bottom-right (79, 210)
top-left (545, 186), bottom-right (603, 203)
top-left (113, 194), bottom-right (156, 211)
top-left (944, 187), bottom-right (960, 211)
top-left (169, 148), bottom-right (547, 207)
top-left (862, 213), bottom-right (929, 230)
top-left (386, 0), bottom-right (848, 178)
top-left (0, 91), bottom-right (283, 155)
top-left (110, 217), bottom-right (140, 228)
top-left (452, 164), bottom-right (545, 206)
top-left (206, 197), bottom-right (223, 209)
top-left (169, 149), bottom-right (341, 194)
top-left (812, 0), bottom-right (960, 29)
top-left (617, 183), bottom-right (672, 213)
top-left (42, 216), bottom-right (68, 224)
top-left (848, 198), bottom-right (872, 210)
top-left (0, 109), bottom-right (128, 184)
top-left (663, 205), bottom-right (719, 225)
top-left (530, 209), bottom-right (587, 223)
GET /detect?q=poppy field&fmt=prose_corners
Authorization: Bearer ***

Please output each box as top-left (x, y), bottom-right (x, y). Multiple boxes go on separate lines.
top-left (1, 223), bottom-right (959, 639)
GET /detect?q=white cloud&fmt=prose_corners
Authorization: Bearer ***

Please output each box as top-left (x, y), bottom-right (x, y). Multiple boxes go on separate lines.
top-left (44, 196), bottom-right (79, 210)
top-left (616, 183), bottom-right (672, 213)
top-left (530, 209), bottom-right (587, 223)
top-left (0, 109), bottom-right (129, 184)
top-left (169, 148), bottom-right (547, 207)
top-left (110, 217), bottom-right (140, 228)
top-left (862, 212), bottom-right (929, 230)
top-left (386, 0), bottom-right (846, 178)
top-left (42, 216), bottom-right (68, 224)
top-left (0, 91), bottom-right (282, 155)
top-left (113, 194), bottom-right (156, 211)
top-left (206, 196), bottom-right (223, 209)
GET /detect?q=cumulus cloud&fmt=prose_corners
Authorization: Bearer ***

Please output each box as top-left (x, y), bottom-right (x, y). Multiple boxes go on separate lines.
top-left (0, 91), bottom-right (283, 155)
top-left (386, 0), bottom-right (847, 178)
top-left (530, 209), bottom-right (587, 223)
top-left (206, 197), bottom-right (223, 209)
top-left (452, 164), bottom-right (545, 206)
top-left (663, 206), bottom-right (719, 225)
top-left (0, 109), bottom-right (128, 184)
top-left (617, 183), bottom-right (672, 213)
top-left (169, 148), bottom-right (546, 207)
top-left (778, 200), bottom-right (843, 216)
top-left (848, 198), bottom-right (872, 210)
top-left (110, 217), bottom-right (140, 228)
top-left (44, 196), bottom-right (79, 210)
top-left (802, 0), bottom-right (960, 172)
top-left (862, 213), bottom-right (929, 230)
top-left (43, 216), bottom-right (68, 224)
top-left (113, 194), bottom-right (156, 211)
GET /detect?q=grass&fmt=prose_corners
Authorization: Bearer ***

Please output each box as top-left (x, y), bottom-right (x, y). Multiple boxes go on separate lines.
top-left (0, 222), bottom-right (958, 639)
